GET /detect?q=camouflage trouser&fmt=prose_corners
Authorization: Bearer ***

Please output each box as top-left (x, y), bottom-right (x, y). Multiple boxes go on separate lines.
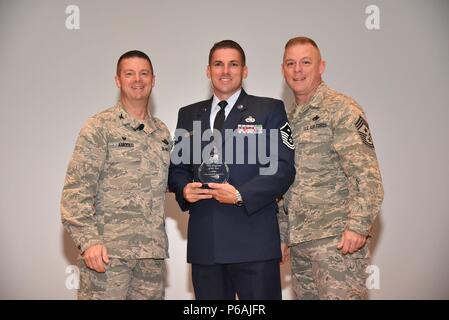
top-left (78, 258), bottom-right (165, 300)
top-left (290, 235), bottom-right (369, 300)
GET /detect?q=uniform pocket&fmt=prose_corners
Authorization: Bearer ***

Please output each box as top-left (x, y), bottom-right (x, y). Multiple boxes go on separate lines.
top-left (108, 142), bottom-right (142, 164)
top-left (297, 126), bottom-right (332, 146)
top-left (149, 146), bottom-right (170, 190)
top-left (107, 143), bottom-right (142, 181)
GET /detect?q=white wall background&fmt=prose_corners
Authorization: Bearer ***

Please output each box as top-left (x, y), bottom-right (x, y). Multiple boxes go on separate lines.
top-left (1, 0), bottom-right (448, 299)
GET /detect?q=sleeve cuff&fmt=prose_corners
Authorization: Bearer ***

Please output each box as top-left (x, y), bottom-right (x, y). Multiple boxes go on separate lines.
top-left (347, 217), bottom-right (371, 236)
top-left (79, 238), bottom-right (103, 254)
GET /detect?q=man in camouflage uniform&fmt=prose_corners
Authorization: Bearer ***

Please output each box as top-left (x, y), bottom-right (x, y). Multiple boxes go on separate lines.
top-left (280, 37), bottom-right (384, 299)
top-left (61, 50), bottom-right (171, 299)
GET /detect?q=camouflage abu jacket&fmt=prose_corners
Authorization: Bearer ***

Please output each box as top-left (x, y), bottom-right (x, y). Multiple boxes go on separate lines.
top-left (281, 82), bottom-right (383, 245)
top-left (61, 103), bottom-right (171, 259)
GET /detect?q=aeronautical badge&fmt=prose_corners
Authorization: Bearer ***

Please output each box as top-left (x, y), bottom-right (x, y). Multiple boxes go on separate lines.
top-left (245, 116), bottom-right (255, 123)
top-left (280, 122), bottom-right (295, 150)
top-left (355, 116), bottom-right (374, 148)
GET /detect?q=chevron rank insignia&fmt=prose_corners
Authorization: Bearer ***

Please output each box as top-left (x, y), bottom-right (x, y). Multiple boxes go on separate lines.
top-left (280, 122), bottom-right (295, 150)
top-left (355, 116), bottom-right (374, 148)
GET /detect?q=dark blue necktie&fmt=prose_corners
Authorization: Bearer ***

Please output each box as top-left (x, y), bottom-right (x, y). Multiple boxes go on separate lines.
top-left (213, 100), bottom-right (228, 130)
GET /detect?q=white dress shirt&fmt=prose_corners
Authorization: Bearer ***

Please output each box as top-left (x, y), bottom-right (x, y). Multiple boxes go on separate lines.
top-left (209, 89), bottom-right (242, 129)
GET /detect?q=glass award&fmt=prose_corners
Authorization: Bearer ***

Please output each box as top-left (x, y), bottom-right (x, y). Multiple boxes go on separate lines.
top-left (198, 147), bottom-right (230, 188)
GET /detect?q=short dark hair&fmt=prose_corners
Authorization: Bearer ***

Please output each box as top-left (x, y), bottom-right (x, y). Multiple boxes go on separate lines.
top-left (284, 37), bottom-right (321, 58)
top-left (116, 50), bottom-right (153, 75)
top-left (209, 40), bottom-right (246, 66)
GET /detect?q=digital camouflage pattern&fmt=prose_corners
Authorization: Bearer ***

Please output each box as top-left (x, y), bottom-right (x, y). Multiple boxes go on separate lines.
top-left (290, 235), bottom-right (369, 300)
top-left (280, 82), bottom-right (383, 299)
top-left (61, 103), bottom-right (171, 259)
top-left (283, 82), bottom-right (384, 245)
top-left (78, 258), bottom-right (165, 300)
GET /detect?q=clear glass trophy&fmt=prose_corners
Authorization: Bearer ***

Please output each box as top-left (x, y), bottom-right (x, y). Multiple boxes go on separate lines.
top-left (198, 147), bottom-right (230, 188)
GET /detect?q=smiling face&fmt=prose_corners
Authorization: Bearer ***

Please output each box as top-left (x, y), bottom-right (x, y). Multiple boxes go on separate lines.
top-left (115, 57), bottom-right (155, 104)
top-left (282, 43), bottom-right (325, 105)
top-left (207, 48), bottom-right (248, 101)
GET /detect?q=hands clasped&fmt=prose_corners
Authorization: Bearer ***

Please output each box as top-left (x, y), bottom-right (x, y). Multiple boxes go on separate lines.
top-left (183, 182), bottom-right (238, 205)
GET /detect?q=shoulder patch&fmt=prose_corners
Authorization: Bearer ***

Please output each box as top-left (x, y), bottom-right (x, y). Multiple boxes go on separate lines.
top-left (355, 116), bottom-right (374, 148)
top-left (280, 122), bottom-right (295, 150)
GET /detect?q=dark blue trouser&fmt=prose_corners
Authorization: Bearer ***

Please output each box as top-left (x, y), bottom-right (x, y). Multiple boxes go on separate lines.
top-left (192, 259), bottom-right (281, 300)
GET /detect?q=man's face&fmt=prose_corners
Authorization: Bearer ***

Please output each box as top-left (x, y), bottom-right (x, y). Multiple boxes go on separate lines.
top-left (282, 43), bottom-right (325, 103)
top-left (115, 57), bottom-right (154, 103)
top-left (207, 48), bottom-right (248, 100)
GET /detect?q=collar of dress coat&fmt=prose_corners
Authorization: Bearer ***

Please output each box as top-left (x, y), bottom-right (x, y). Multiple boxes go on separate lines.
top-left (209, 89), bottom-right (242, 129)
top-left (115, 102), bottom-right (157, 134)
top-left (211, 88), bottom-right (242, 112)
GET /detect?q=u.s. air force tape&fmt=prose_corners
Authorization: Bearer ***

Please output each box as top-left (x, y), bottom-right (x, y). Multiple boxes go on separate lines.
top-left (355, 116), bottom-right (374, 148)
top-left (280, 122), bottom-right (295, 150)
